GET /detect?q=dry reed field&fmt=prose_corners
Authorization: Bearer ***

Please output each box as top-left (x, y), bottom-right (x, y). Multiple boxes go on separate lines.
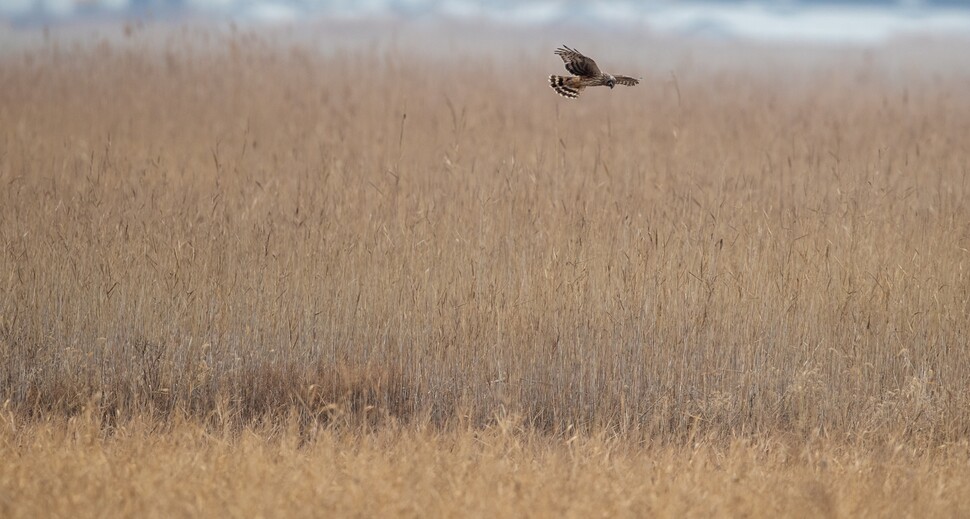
top-left (1, 24), bottom-right (970, 516)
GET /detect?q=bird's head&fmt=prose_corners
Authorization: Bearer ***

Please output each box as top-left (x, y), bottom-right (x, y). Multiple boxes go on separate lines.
top-left (606, 75), bottom-right (616, 89)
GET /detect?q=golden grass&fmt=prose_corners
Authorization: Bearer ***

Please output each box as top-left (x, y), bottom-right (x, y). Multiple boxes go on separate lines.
top-left (3, 415), bottom-right (970, 518)
top-left (1, 24), bottom-right (970, 514)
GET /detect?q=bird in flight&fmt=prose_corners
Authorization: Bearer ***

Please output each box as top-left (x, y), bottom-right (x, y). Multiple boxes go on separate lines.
top-left (549, 45), bottom-right (640, 99)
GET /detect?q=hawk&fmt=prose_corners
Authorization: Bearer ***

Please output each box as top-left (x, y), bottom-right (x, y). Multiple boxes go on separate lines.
top-left (549, 45), bottom-right (640, 99)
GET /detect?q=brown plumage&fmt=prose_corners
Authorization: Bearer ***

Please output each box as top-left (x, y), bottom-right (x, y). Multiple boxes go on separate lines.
top-left (549, 45), bottom-right (640, 99)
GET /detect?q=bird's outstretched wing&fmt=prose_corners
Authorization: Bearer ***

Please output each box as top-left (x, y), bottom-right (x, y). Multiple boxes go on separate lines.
top-left (614, 75), bottom-right (640, 86)
top-left (555, 46), bottom-right (601, 78)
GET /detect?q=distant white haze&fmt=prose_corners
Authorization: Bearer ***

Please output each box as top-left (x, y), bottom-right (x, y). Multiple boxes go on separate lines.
top-left (3, 0), bottom-right (970, 44)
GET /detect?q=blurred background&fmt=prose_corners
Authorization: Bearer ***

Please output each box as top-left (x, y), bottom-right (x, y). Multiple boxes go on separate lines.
top-left (3, 0), bottom-right (970, 46)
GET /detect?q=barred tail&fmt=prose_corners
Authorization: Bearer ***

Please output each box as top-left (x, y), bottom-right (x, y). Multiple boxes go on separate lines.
top-left (549, 75), bottom-right (581, 99)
